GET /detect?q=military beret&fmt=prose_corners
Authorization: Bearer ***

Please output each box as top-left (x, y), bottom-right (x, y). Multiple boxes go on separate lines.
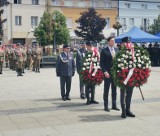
top-left (121, 37), bottom-right (131, 43)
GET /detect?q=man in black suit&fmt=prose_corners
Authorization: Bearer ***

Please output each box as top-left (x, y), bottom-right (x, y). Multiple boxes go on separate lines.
top-left (100, 37), bottom-right (119, 112)
top-left (56, 44), bottom-right (75, 101)
top-left (76, 42), bottom-right (87, 99)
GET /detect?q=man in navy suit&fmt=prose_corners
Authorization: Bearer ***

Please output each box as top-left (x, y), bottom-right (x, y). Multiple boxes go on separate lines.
top-left (100, 37), bottom-right (119, 112)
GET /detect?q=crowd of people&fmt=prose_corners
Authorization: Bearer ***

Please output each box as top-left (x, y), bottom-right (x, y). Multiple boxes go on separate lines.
top-left (0, 43), bottom-right (42, 75)
top-left (145, 42), bottom-right (160, 67)
top-left (56, 37), bottom-right (136, 119)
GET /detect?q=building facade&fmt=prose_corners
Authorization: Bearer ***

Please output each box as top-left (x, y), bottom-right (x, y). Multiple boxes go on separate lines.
top-left (2, 0), bottom-right (118, 45)
top-left (118, 0), bottom-right (160, 35)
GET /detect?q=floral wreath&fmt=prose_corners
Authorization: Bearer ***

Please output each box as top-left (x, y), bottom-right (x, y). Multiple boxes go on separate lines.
top-left (80, 47), bottom-right (104, 86)
top-left (111, 43), bottom-right (151, 89)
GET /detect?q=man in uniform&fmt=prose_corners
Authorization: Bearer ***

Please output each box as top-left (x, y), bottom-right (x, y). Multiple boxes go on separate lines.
top-left (35, 45), bottom-right (42, 73)
top-left (100, 37), bottom-right (120, 112)
top-left (22, 45), bottom-right (27, 73)
top-left (0, 46), bottom-right (5, 74)
top-left (26, 45), bottom-right (32, 70)
top-left (120, 37), bottom-right (135, 118)
top-left (76, 42), bottom-right (87, 99)
top-left (15, 43), bottom-right (23, 76)
top-left (56, 44), bottom-right (75, 101)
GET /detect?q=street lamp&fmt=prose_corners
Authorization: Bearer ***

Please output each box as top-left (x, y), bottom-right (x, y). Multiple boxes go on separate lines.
top-left (52, 14), bottom-right (56, 55)
top-left (113, 17), bottom-right (122, 36)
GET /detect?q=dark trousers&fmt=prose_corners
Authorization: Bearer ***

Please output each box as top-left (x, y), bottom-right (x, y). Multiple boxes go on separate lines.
top-left (103, 77), bottom-right (117, 108)
top-left (60, 76), bottom-right (72, 98)
top-left (120, 88), bottom-right (133, 111)
top-left (85, 84), bottom-right (95, 101)
top-left (79, 75), bottom-right (85, 96)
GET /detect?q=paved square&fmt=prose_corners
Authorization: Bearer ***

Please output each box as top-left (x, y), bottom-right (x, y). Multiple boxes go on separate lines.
top-left (0, 67), bottom-right (160, 136)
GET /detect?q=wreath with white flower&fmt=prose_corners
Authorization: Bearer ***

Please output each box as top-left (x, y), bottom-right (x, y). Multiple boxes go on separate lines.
top-left (80, 48), bottom-right (104, 85)
top-left (111, 43), bottom-right (151, 89)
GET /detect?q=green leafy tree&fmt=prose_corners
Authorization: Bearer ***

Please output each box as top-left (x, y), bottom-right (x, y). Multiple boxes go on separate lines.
top-left (75, 8), bottom-right (106, 42)
top-left (34, 10), bottom-right (70, 46)
top-left (0, 0), bottom-right (10, 37)
top-left (34, 11), bottom-right (53, 46)
top-left (53, 11), bottom-right (70, 45)
top-left (149, 15), bottom-right (160, 34)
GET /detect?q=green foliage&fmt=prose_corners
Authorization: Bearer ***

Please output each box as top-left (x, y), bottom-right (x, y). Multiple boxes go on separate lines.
top-left (34, 11), bottom-right (53, 46)
top-left (75, 8), bottom-right (106, 42)
top-left (34, 10), bottom-right (70, 46)
top-left (149, 15), bottom-right (160, 34)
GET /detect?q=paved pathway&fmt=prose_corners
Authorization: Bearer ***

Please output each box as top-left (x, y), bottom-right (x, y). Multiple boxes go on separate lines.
top-left (0, 67), bottom-right (160, 136)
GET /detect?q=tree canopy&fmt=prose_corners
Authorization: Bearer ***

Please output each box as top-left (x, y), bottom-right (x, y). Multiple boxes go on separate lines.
top-left (75, 8), bottom-right (106, 43)
top-left (34, 10), bottom-right (70, 46)
top-left (149, 15), bottom-right (160, 34)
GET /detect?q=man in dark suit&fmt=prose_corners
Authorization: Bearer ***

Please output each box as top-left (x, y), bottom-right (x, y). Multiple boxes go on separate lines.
top-left (100, 37), bottom-right (119, 112)
top-left (120, 37), bottom-right (135, 118)
top-left (56, 44), bottom-right (75, 101)
top-left (76, 42), bottom-right (87, 99)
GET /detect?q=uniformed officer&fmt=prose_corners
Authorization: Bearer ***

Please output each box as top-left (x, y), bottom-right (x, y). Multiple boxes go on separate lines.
top-left (76, 42), bottom-right (87, 99)
top-left (26, 45), bottom-right (32, 70)
top-left (0, 46), bottom-right (5, 74)
top-left (15, 43), bottom-right (23, 76)
top-left (56, 44), bottom-right (75, 101)
top-left (35, 45), bottom-right (42, 73)
top-left (22, 45), bottom-right (27, 73)
top-left (85, 41), bottom-right (99, 105)
top-left (120, 37), bottom-right (135, 118)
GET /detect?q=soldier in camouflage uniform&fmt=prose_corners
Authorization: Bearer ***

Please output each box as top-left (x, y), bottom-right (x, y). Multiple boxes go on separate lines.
top-left (35, 45), bottom-right (42, 73)
top-left (15, 44), bottom-right (23, 76)
top-left (22, 45), bottom-right (27, 73)
top-left (0, 46), bottom-right (5, 74)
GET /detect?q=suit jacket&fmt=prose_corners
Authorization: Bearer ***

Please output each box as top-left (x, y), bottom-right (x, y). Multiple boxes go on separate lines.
top-left (100, 46), bottom-right (119, 74)
top-left (56, 52), bottom-right (75, 77)
top-left (76, 48), bottom-right (87, 74)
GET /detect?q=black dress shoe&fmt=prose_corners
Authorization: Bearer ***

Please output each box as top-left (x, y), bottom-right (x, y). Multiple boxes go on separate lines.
top-left (86, 101), bottom-right (90, 105)
top-left (66, 96), bottom-right (71, 100)
top-left (90, 100), bottom-right (99, 104)
top-left (80, 95), bottom-right (85, 99)
top-left (112, 106), bottom-right (120, 111)
top-left (121, 112), bottom-right (127, 118)
top-left (62, 97), bottom-right (66, 101)
top-left (104, 107), bottom-right (110, 112)
top-left (126, 110), bottom-right (135, 117)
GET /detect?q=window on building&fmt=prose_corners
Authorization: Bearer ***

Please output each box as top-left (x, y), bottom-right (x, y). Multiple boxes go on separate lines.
top-left (121, 18), bottom-right (126, 26)
top-left (125, 3), bottom-right (131, 8)
top-left (15, 16), bottom-right (22, 25)
top-left (14, 0), bottom-right (21, 4)
top-left (66, 18), bottom-right (72, 28)
top-left (105, 18), bottom-right (110, 28)
top-left (129, 18), bottom-right (134, 27)
top-left (32, 0), bottom-right (39, 5)
top-left (141, 4), bottom-right (147, 9)
top-left (31, 16), bottom-right (38, 26)
top-left (157, 5), bottom-right (160, 9)
top-left (52, 0), bottom-right (58, 5)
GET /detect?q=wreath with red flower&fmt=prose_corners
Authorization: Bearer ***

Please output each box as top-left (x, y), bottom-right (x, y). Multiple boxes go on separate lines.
top-left (111, 43), bottom-right (151, 89)
top-left (80, 48), bottom-right (104, 85)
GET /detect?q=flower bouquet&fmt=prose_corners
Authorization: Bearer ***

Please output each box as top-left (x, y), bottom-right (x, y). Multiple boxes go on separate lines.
top-left (112, 43), bottom-right (151, 90)
top-left (80, 48), bottom-right (104, 86)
